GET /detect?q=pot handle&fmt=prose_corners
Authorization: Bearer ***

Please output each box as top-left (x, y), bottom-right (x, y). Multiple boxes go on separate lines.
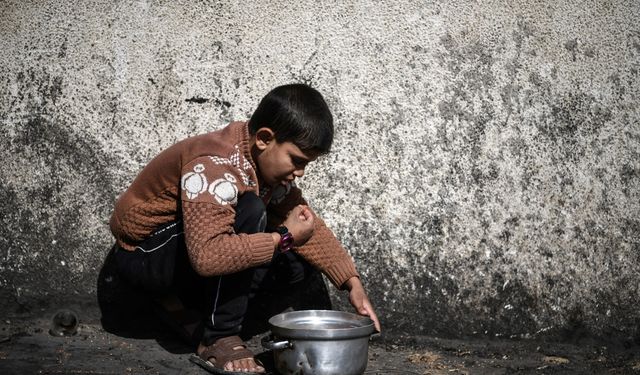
top-left (261, 335), bottom-right (292, 351)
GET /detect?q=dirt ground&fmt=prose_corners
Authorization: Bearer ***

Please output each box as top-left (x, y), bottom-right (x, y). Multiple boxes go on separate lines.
top-left (0, 299), bottom-right (639, 374)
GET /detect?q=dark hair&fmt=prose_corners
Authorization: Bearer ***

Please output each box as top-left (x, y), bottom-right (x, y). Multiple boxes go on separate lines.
top-left (248, 84), bottom-right (334, 154)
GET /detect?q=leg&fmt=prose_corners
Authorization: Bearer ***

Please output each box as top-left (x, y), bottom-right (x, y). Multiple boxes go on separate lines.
top-left (200, 192), bottom-right (267, 345)
top-left (240, 251), bottom-right (332, 339)
top-left (206, 193), bottom-right (329, 340)
top-left (97, 244), bottom-right (154, 334)
top-left (272, 252), bottom-right (332, 312)
top-left (113, 220), bottom-right (184, 294)
top-left (195, 192), bottom-right (267, 373)
top-left (99, 220), bottom-right (205, 342)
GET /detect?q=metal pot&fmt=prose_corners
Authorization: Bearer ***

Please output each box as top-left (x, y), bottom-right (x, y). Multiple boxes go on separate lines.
top-left (262, 310), bottom-right (375, 375)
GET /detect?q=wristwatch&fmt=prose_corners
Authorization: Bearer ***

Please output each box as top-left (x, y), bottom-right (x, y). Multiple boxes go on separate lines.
top-left (275, 226), bottom-right (294, 253)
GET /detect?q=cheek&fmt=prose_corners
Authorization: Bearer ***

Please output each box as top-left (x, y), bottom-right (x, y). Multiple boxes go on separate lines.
top-left (265, 157), bottom-right (286, 178)
top-left (258, 155), bottom-right (273, 177)
top-left (277, 164), bottom-right (291, 177)
top-left (278, 156), bottom-right (294, 173)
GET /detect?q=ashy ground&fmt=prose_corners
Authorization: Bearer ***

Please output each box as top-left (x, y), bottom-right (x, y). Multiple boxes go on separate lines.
top-left (0, 298), bottom-right (639, 374)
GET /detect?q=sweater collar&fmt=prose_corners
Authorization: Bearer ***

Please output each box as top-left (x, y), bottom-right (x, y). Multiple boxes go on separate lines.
top-left (236, 121), bottom-right (259, 177)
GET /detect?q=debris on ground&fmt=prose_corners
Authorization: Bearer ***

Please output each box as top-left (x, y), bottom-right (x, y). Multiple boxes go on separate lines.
top-left (407, 351), bottom-right (442, 365)
top-left (542, 355), bottom-right (570, 364)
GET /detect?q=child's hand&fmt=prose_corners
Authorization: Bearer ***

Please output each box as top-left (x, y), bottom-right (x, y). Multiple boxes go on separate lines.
top-left (283, 205), bottom-right (315, 247)
top-left (344, 276), bottom-right (381, 333)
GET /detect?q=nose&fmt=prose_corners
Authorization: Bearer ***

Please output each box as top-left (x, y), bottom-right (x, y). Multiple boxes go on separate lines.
top-left (293, 168), bottom-right (304, 178)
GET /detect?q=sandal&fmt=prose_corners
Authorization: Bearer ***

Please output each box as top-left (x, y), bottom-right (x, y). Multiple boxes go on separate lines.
top-left (189, 335), bottom-right (266, 374)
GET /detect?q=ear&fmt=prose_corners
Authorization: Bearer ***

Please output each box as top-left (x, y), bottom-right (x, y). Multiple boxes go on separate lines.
top-left (255, 127), bottom-right (275, 150)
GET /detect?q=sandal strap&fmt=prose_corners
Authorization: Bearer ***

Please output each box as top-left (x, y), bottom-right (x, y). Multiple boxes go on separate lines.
top-left (215, 335), bottom-right (245, 349)
top-left (200, 335), bottom-right (256, 366)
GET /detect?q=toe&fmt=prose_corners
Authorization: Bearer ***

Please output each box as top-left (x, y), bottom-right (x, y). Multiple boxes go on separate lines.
top-left (224, 361), bottom-right (234, 371)
top-left (240, 358), bottom-right (254, 371)
top-left (232, 358), bottom-right (264, 373)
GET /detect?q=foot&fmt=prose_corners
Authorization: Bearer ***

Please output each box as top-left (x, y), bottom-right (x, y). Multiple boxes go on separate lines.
top-left (197, 340), bottom-right (265, 373)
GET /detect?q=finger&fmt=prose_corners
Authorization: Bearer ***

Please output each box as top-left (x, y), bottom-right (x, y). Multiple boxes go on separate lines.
top-left (368, 309), bottom-right (381, 332)
top-left (351, 298), bottom-right (367, 316)
top-left (357, 298), bottom-right (380, 332)
top-left (362, 301), bottom-right (381, 332)
top-left (290, 205), bottom-right (304, 216)
top-left (298, 206), bottom-right (311, 219)
top-left (305, 206), bottom-right (316, 217)
top-left (356, 303), bottom-right (368, 315)
top-left (372, 316), bottom-right (381, 332)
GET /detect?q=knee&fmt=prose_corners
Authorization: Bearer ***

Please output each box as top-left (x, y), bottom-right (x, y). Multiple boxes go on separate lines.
top-left (275, 251), bottom-right (316, 285)
top-left (234, 193), bottom-right (266, 233)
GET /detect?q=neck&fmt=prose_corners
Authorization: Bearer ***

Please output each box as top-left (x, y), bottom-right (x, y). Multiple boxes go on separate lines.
top-left (249, 137), bottom-right (266, 187)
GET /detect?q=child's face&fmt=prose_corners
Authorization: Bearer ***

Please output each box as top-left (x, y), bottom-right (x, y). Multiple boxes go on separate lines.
top-left (254, 129), bottom-right (319, 188)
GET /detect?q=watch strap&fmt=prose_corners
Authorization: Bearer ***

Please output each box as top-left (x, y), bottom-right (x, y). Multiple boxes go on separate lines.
top-left (276, 226), bottom-right (294, 253)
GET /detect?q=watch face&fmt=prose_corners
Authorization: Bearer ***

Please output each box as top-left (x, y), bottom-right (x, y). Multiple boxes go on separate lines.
top-left (276, 226), bottom-right (289, 235)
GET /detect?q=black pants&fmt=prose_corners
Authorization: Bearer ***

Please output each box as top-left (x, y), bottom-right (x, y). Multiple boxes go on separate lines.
top-left (113, 193), bottom-right (318, 345)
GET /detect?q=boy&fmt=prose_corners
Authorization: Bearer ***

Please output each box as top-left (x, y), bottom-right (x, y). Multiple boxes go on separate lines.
top-left (107, 84), bottom-right (380, 374)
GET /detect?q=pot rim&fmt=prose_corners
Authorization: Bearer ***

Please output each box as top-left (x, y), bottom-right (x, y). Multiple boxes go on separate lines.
top-left (268, 309), bottom-right (375, 340)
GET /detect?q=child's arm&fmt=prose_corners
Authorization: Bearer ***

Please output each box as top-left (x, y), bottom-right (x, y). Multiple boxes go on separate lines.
top-left (180, 157), bottom-right (276, 276)
top-left (182, 201), bottom-right (276, 275)
top-left (267, 185), bottom-right (359, 289)
top-left (270, 184), bottom-right (380, 331)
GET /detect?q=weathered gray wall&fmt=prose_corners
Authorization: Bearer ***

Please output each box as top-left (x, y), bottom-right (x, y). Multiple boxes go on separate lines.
top-left (1, 0), bottom-right (639, 340)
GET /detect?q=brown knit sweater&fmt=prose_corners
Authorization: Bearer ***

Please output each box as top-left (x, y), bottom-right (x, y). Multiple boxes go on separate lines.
top-left (109, 121), bottom-right (358, 288)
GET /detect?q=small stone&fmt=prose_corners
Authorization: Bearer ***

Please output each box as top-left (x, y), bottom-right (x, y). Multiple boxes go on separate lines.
top-left (543, 356), bottom-right (569, 364)
top-left (50, 310), bottom-right (78, 336)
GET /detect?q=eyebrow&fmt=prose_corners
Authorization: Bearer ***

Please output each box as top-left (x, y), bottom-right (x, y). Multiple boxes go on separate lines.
top-left (290, 149), bottom-right (312, 162)
top-left (291, 154), bottom-right (310, 164)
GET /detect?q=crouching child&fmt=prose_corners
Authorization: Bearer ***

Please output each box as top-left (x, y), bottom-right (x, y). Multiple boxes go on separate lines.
top-left (107, 83), bottom-right (380, 374)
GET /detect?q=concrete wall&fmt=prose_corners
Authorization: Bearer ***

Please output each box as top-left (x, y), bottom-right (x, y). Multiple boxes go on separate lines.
top-left (1, 0), bottom-right (638, 340)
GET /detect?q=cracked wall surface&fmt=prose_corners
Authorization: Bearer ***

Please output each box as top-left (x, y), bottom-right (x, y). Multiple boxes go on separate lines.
top-left (1, 0), bottom-right (639, 340)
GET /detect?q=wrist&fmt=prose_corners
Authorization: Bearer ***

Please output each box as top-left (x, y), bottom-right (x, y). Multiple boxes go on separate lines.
top-left (275, 226), bottom-right (294, 253)
top-left (271, 232), bottom-right (280, 250)
top-left (343, 276), bottom-right (362, 291)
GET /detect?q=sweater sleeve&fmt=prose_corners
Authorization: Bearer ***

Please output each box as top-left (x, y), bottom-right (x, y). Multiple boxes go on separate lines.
top-left (180, 157), bottom-right (275, 276)
top-left (268, 184), bottom-right (359, 289)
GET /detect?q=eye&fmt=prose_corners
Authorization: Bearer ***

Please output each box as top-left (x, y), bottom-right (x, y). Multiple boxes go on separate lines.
top-left (292, 157), bottom-right (306, 168)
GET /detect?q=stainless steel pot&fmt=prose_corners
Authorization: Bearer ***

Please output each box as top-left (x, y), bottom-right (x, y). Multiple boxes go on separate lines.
top-left (262, 310), bottom-right (375, 375)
